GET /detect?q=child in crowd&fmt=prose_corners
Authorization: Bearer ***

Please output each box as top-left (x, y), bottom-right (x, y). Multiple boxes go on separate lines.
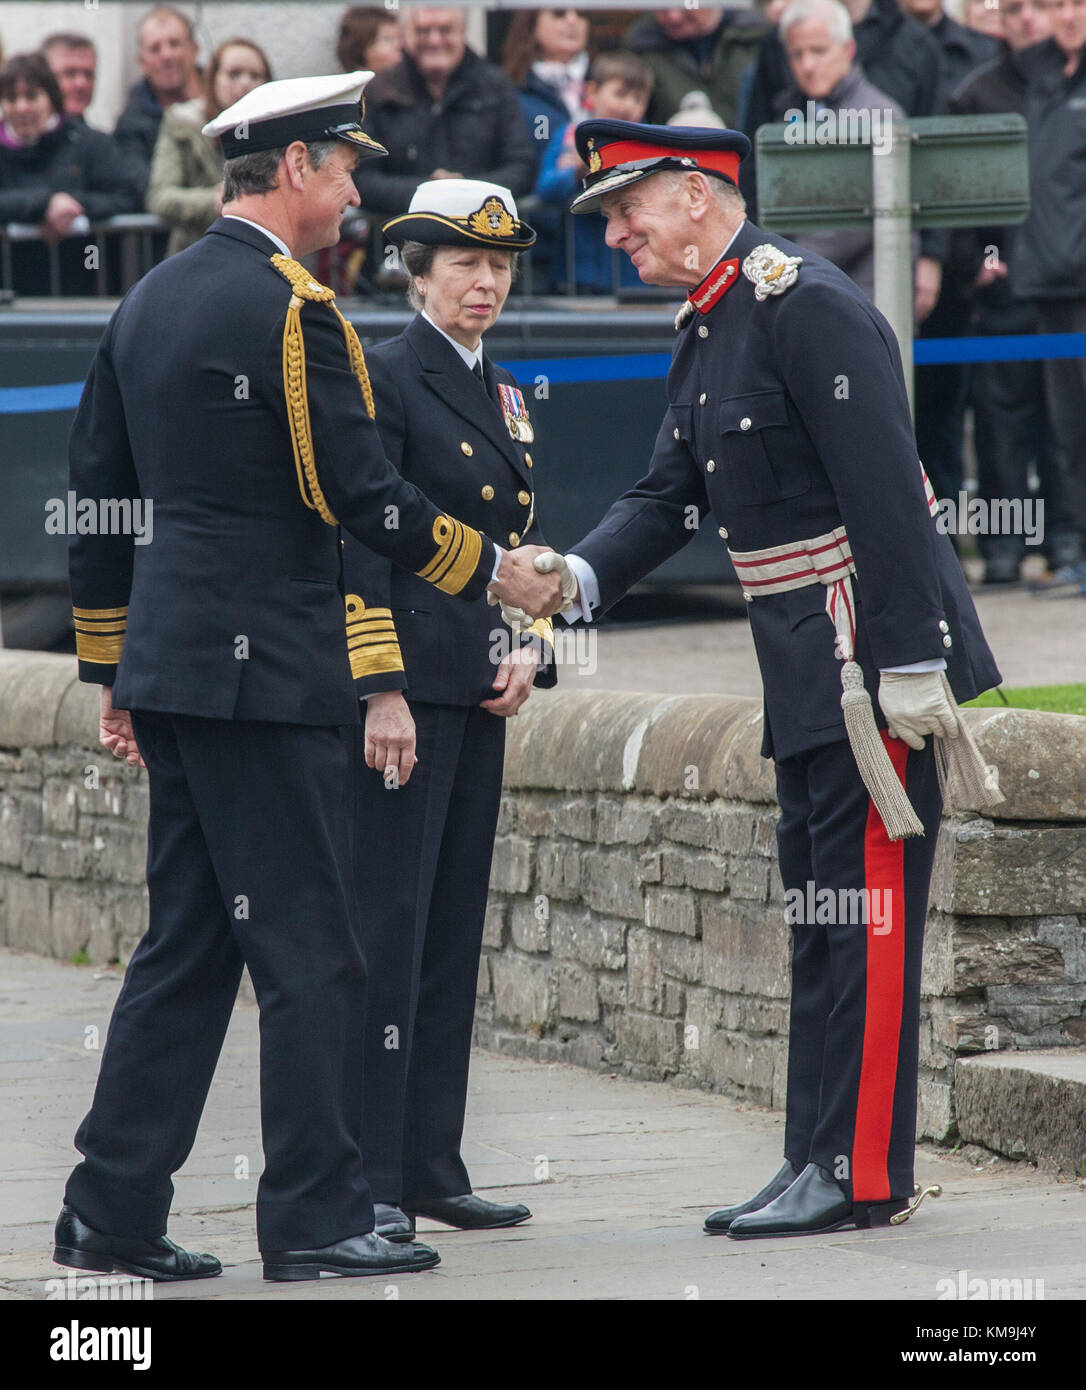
top-left (536, 51), bottom-right (654, 294)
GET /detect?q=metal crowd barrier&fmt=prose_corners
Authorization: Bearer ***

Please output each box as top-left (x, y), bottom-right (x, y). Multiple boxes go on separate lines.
top-left (0, 215), bottom-right (169, 297)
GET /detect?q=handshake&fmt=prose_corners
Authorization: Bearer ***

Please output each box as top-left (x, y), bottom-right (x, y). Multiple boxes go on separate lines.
top-left (487, 545), bottom-right (579, 629)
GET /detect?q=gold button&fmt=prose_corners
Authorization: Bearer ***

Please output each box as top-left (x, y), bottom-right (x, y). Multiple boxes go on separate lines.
top-left (509, 532), bottom-right (520, 547)
top-left (699, 393), bottom-right (707, 405)
top-left (518, 490), bottom-right (531, 506)
top-left (706, 459), bottom-right (716, 472)
top-left (740, 417), bottom-right (752, 431)
top-left (481, 485), bottom-right (494, 501)
top-left (525, 452), bottom-right (533, 467)
top-left (697, 325), bottom-right (709, 339)
top-left (718, 526), bottom-right (728, 539)
top-left (460, 441), bottom-right (473, 456)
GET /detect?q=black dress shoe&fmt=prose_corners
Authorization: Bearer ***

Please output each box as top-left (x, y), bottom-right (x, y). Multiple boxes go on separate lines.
top-left (703, 1160), bottom-right (800, 1234)
top-left (262, 1231), bottom-right (440, 1281)
top-left (727, 1162), bottom-right (910, 1239)
top-left (374, 1202), bottom-right (415, 1244)
top-left (53, 1205), bottom-right (222, 1282)
top-left (404, 1194), bottom-right (531, 1230)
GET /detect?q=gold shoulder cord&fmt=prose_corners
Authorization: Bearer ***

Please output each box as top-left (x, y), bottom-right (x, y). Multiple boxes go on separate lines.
top-left (270, 254), bottom-right (377, 525)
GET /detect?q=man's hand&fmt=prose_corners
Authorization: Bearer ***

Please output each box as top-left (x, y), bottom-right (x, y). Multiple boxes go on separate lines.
top-left (364, 690), bottom-right (417, 788)
top-left (480, 644), bottom-right (539, 717)
top-left (489, 544), bottom-right (564, 620)
top-left (100, 687), bottom-right (145, 768)
top-left (43, 191), bottom-right (85, 239)
top-left (914, 256), bottom-right (942, 325)
top-left (878, 671), bottom-right (959, 750)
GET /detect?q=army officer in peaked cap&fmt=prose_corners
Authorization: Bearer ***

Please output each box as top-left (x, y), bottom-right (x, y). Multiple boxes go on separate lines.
top-left (342, 179), bottom-right (555, 1242)
top-left (502, 120), bottom-right (1003, 1239)
top-left (58, 76), bottom-right (561, 1285)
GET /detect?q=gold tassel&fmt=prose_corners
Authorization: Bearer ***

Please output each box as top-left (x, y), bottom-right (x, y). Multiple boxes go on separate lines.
top-left (933, 674), bottom-right (1005, 813)
top-left (840, 662), bottom-right (925, 840)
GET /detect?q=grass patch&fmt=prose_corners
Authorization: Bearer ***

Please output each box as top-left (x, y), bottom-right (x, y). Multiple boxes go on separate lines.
top-left (965, 684), bottom-right (1086, 717)
top-left (69, 947), bottom-right (90, 965)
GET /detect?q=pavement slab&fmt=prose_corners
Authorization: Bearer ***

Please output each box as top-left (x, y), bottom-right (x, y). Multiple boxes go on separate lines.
top-left (1, 948), bottom-right (1083, 1309)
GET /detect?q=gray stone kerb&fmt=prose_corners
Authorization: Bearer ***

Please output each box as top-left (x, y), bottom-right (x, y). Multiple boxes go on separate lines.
top-left (503, 684), bottom-right (1086, 821)
top-left (2, 652), bottom-right (1085, 821)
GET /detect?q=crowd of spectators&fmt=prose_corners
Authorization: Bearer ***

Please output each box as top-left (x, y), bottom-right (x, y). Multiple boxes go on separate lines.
top-left (0, 1), bottom-right (1083, 579)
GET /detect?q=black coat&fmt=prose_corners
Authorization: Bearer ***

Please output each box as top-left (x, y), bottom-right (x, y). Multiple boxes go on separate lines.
top-left (1012, 39), bottom-right (1086, 300)
top-left (353, 50), bottom-right (538, 216)
top-left (0, 118), bottom-right (141, 294)
top-left (569, 220), bottom-right (1001, 762)
top-left (68, 218), bottom-right (496, 723)
top-left (342, 314), bottom-right (556, 706)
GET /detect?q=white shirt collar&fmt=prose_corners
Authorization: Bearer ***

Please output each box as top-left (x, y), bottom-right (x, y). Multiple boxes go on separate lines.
top-left (421, 310), bottom-right (483, 373)
top-left (712, 218), bottom-right (746, 269)
top-left (223, 214), bottom-right (292, 259)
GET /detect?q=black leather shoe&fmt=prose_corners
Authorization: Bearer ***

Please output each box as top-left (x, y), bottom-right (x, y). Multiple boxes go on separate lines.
top-left (727, 1163), bottom-right (910, 1239)
top-left (262, 1231), bottom-right (440, 1281)
top-left (405, 1194), bottom-right (531, 1230)
top-left (374, 1202), bottom-right (416, 1244)
top-left (703, 1160), bottom-right (800, 1234)
top-left (53, 1205), bottom-right (222, 1282)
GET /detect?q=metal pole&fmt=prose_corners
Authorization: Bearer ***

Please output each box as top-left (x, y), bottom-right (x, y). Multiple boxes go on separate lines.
top-left (871, 114), bottom-right (915, 416)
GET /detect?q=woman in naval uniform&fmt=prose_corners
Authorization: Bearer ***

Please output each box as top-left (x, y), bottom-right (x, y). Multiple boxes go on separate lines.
top-left (341, 179), bottom-right (556, 1240)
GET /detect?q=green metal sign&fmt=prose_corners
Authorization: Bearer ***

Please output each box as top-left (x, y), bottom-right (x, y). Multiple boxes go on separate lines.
top-left (756, 114), bottom-right (1029, 232)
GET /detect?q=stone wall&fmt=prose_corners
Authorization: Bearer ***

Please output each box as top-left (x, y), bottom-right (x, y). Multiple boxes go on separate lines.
top-left (1, 652), bottom-right (1084, 1144)
top-left (474, 689), bottom-right (1086, 1144)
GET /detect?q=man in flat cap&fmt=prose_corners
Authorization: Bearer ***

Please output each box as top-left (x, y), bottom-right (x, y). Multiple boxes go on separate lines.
top-left (57, 73), bottom-right (559, 1284)
top-left (505, 119), bottom-right (1002, 1238)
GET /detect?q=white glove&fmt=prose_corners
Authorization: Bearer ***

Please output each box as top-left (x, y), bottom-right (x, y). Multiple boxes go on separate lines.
top-left (533, 550), bottom-right (578, 612)
top-left (486, 588), bottom-right (534, 632)
top-left (878, 671), bottom-right (960, 750)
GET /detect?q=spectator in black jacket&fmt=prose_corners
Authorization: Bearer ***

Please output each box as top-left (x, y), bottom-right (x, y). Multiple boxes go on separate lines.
top-left (353, 6), bottom-right (537, 222)
top-left (0, 53), bottom-right (140, 295)
top-left (1013, 0), bottom-right (1086, 575)
top-left (113, 5), bottom-right (202, 192)
top-left (950, 0), bottom-right (1075, 581)
top-left (901, 0), bottom-right (1002, 512)
top-left (744, 0), bottom-right (943, 136)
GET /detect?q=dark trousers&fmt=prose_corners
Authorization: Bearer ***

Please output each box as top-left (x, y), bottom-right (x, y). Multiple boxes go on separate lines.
top-left (358, 701), bottom-right (505, 1206)
top-left (1035, 297), bottom-right (1086, 552)
top-left (915, 290), bottom-right (971, 504)
top-left (65, 711), bottom-right (374, 1252)
top-left (971, 297), bottom-right (1069, 564)
top-left (776, 733), bottom-right (942, 1203)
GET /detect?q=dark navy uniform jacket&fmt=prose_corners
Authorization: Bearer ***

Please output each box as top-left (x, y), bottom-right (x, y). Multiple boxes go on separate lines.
top-left (342, 314), bottom-right (556, 706)
top-left (571, 219), bottom-right (1001, 761)
top-left (68, 218), bottom-right (496, 725)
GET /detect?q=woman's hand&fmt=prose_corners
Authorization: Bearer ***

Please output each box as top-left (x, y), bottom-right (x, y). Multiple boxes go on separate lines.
top-left (364, 690), bottom-right (417, 787)
top-left (480, 644), bottom-right (539, 717)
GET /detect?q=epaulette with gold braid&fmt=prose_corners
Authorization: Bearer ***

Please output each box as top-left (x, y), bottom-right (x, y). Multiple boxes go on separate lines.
top-left (271, 253), bottom-right (378, 525)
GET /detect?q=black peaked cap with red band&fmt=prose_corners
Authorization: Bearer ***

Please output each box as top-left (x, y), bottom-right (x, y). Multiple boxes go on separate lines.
top-left (570, 120), bottom-right (751, 215)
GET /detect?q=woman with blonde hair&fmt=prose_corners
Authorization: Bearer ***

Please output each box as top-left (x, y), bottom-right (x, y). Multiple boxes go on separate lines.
top-left (147, 38), bottom-right (271, 257)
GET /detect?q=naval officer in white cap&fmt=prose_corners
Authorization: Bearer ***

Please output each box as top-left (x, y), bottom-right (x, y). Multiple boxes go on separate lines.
top-left (58, 75), bottom-right (563, 1285)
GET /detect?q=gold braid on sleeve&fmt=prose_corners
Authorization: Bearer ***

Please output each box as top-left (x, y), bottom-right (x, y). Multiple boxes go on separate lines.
top-left (270, 254), bottom-right (378, 525)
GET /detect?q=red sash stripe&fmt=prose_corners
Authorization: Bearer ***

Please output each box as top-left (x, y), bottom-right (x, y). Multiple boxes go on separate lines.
top-left (853, 731), bottom-right (909, 1202)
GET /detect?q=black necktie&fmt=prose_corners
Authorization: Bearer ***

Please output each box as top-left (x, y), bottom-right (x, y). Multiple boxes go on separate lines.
top-left (473, 358), bottom-right (485, 384)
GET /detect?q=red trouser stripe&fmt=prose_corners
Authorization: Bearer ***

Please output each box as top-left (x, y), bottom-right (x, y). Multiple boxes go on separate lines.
top-left (853, 732), bottom-right (910, 1202)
